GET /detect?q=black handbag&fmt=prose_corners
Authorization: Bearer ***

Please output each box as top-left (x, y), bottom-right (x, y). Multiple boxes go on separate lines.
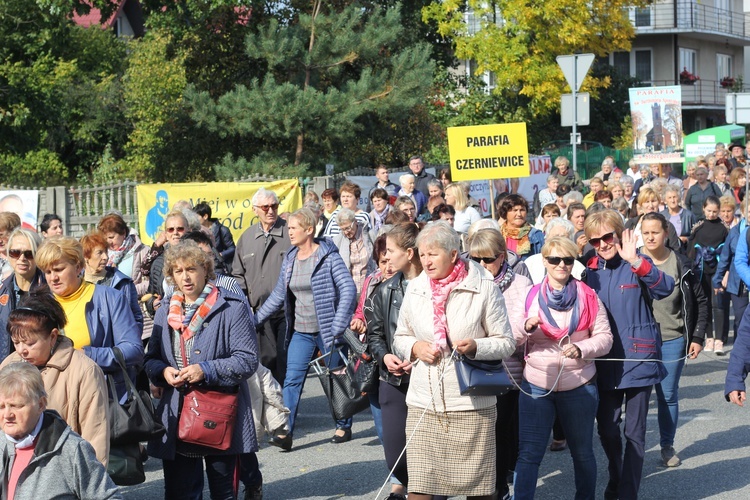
top-left (311, 347), bottom-right (370, 421)
top-left (453, 355), bottom-right (515, 397)
top-left (108, 347), bottom-right (165, 445)
top-left (107, 442), bottom-right (145, 486)
top-left (342, 328), bottom-right (378, 394)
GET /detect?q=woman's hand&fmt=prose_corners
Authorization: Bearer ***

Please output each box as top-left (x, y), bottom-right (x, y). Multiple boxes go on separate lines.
top-left (384, 354), bottom-right (411, 375)
top-left (178, 364), bottom-right (205, 385)
top-left (163, 367), bottom-right (185, 388)
top-left (688, 342), bottom-right (702, 359)
top-left (411, 341), bottom-right (441, 365)
top-left (155, 232), bottom-right (168, 248)
top-left (617, 228), bottom-right (639, 265)
top-left (524, 317), bottom-right (541, 333)
top-left (728, 390), bottom-right (746, 407)
top-left (561, 343), bottom-right (581, 359)
top-left (576, 234), bottom-right (588, 255)
top-left (453, 338), bottom-right (477, 357)
top-left (350, 318), bottom-right (366, 334)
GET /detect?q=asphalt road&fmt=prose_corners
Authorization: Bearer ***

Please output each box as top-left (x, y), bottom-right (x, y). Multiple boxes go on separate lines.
top-left (121, 346), bottom-right (750, 499)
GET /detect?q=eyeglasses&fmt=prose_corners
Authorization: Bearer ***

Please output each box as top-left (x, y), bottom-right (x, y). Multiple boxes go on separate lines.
top-left (588, 232), bottom-right (616, 248)
top-left (340, 224), bottom-right (356, 233)
top-left (166, 226), bottom-right (185, 234)
top-left (470, 255), bottom-right (501, 264)
top-left (8, 249), bottom-right (34, 260)
top-left (546, 256), bottom-right (575, 266)
top-left (255, 204), bottom-right (279, 212)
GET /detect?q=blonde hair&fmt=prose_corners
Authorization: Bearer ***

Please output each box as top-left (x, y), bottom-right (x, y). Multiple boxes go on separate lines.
top-left (0, 363), bottom-right (47, 404)
top-left (467, 229), bottom-right (507, 258)
top-left (637, 186), bottom-right (660, 207)
top-left (720, 194), bottom-right (737, 210)
top-left (445, 183), bottom-right (469, 211)
top-left (584, 210), bottom-right (625, 239)
top-left (36, 236), bottom-right (84, 271)
top-left (8, 228), bottom-right (42, 256)
top-left (541, 236), bottom-right (578, 259)
top-left (289, 208), bottom-right (317, 231)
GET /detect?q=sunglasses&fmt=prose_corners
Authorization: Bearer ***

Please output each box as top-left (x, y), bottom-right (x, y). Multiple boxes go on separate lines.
top-left (470, 255), bottom-right (501, 264)
top-left (8, 249), bottom-right (34, 260)
top-left (166, 226), bottom-right (185, 234)
top-left (546, 256), bottom-right (575, 266)
top-left (255, 203), bottom-right (279, 212)
top-left (588, 232), bottom-right (616, 248)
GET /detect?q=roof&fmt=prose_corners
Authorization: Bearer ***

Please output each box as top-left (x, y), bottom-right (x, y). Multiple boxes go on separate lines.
top-left (72, 0), bottom-right (144, 36)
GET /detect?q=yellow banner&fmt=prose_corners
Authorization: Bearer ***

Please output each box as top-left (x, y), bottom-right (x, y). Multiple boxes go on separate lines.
top-left (136, 180), bottom-right (303, 246)
top-left (447, 123), bottom-right (530, 181)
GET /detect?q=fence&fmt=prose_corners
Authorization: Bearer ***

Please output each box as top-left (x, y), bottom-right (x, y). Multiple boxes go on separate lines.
top-left (1, 173), bottom-right (314, 238)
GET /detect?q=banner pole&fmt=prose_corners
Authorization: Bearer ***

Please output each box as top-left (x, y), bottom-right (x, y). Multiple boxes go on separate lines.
top-left (489, 180), bottom-right (496, 220)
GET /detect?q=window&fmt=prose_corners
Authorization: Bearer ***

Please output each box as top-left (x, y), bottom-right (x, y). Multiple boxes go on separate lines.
top-left (612, 52), bottom-right (630, 77)
top-left (634, 50), bottom-right (652, 83)
top-left (679, 48), bottom-right (697, 76)
top-left (717, 53), bottom-right (732, 80)
top-left (634, 7), bottom-right (651, 27)
top-left (609, 49), bottom-right (652, 82)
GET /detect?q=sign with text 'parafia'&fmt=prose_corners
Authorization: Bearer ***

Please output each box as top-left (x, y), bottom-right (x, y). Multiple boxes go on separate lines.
top-left (447, 123), bottom-right (530, 181)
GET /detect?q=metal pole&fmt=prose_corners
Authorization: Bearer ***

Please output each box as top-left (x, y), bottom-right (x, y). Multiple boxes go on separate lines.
top-left (572, 57), bottom-right (578, 172)
top-left (489, 180), bottom-right (496, 220)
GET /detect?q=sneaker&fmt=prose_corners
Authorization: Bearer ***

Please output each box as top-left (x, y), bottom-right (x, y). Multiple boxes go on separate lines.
top-left (661, 446), bottom-right (681, 467)
top-left (704, 338), bottom-right (714, 352)
top-left (714, 340), bottom-right (725, 355)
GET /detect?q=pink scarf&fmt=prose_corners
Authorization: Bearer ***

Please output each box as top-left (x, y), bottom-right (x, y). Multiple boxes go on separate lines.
top-left (536, 279), bottom-right (599, 341)
top-left (429, 258), bottom-right (468, 352)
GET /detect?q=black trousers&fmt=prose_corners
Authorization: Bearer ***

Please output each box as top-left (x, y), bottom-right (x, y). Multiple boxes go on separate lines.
top-left (257, 314), bottom-right (288, 385)
top-left (379, 380), bottom-right (409, 485)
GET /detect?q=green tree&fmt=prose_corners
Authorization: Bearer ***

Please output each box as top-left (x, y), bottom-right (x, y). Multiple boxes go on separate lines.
top-left (422, 0), bottom-right (646, 117)
top-left (187, 1), bottom-right (435, 174)
top-left (0, 0), bottom-right (127, 184)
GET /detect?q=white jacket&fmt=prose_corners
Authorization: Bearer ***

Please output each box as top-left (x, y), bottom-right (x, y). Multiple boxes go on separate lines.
top-left (393, 260), bottom-right (516, 411)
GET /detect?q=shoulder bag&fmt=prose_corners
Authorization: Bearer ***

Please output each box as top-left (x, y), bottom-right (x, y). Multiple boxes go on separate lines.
top-left (177, 334), bottom-right (239, 451)
top-left (447, 337), bottom-right (514, 397)
top-left (342, 328), bottom-right (378, 394)
top-left (311, 346), bottom-right (370, 421)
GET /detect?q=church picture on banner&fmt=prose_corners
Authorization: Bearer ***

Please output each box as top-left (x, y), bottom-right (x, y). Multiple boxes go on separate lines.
top-left (628, 85), bottom-right (683, 164)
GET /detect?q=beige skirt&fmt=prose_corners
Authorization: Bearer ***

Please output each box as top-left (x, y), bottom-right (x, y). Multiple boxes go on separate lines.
top-left (405, 405), bottom-right (497, 496)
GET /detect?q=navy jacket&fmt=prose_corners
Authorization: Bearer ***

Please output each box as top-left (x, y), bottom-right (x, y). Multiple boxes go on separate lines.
top-left (713, 221), bottom-right (747, 295)
top-left (0, 269), bottom-right (46, 357)
top-left (725, 305), bottom-right (750, 398)
top-left (100, 266), bottom-right (143, 336)
top-left (210, 219), bottom-right (236, 268)
top-left (584, 253), bottom-right (674, 390)
top-left (145, 286), bottom-right (259, 459)
top-left (255, 238), bottom-right (356, 350)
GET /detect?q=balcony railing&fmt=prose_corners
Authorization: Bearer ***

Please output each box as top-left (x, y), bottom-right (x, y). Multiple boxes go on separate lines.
top-left (636, 79), bottom-right (750, 106)
top-left (630, 2), bottom-right (750, 39)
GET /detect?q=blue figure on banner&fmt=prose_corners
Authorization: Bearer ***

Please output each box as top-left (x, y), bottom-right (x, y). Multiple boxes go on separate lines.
top-left (145, 190), bottom-right (169, 240)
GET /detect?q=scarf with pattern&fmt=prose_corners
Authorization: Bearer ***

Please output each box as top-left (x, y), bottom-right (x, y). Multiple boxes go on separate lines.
top-left (429, 258), bottom-right (468, 353)
top-left (107, 233), bottom-right (136, 268)
top-left (493, 261), bottom-right (514, 292)
top-left (537, 277), bottom-right (598, 341)
top-left (167, 283), bottom-right (219, 341)
top-left (501, 223), bottom-right (532, 257)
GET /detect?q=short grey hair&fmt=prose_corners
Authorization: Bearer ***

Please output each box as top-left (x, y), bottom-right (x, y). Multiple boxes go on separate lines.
top-left (695, 166), bottom-right (709, 175)
top-left (612, 197), bottom-right (630, 213)
top-left (399, 174), bottom-right (415, 186)
top-left (304, 201), bottom-right (322, 217)
top-left (639, 164), bottom-right (651, 173)
top-left (543, 217), bottom-right (575, 239)
top-left (416, 221), bottom-right (460, 254)
top-left (252, 188), bottom-right (279, 206)
top-left (563, 191), bottom-right (583, 204)
top-left (467, 218), bottom-right (500, 239)
top-left (336, 208), bottom-right (357, 226)
top-left (620, 175), bottom-right (635, 187)
top-left (547, 173), bottom-right (559, 183)
top-left (0, 362), bottom-right (47, 404)
top-left (664, 184), bottom-right (680, 196)
top-left (395, 196), bottom-right (415, 209)
top-left (602, 158), bottom-right (614, 167)
top-left (427, 179), bottom-right (443, 191)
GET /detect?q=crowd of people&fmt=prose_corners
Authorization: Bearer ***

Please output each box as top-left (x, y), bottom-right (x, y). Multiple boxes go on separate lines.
top-left (2, 150), bottom-right (750, 499)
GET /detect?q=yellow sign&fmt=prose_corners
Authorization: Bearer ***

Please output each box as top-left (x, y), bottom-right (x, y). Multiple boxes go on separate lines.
top-left (447, 123), bottom-right (530, 181)
top-left (136, 180), bottom-right (303, 246)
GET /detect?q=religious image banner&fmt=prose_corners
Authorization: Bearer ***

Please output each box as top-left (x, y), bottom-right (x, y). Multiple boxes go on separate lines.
top-left (628, 86), bottom-right (683, 164)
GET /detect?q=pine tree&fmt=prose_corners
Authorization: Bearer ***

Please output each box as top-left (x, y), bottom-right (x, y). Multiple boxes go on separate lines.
top-left (187, 1), bottom-right (435, 173)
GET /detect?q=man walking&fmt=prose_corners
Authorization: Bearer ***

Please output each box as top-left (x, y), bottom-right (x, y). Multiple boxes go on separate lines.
top-left (233, 187), bottom-right (291, 384)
